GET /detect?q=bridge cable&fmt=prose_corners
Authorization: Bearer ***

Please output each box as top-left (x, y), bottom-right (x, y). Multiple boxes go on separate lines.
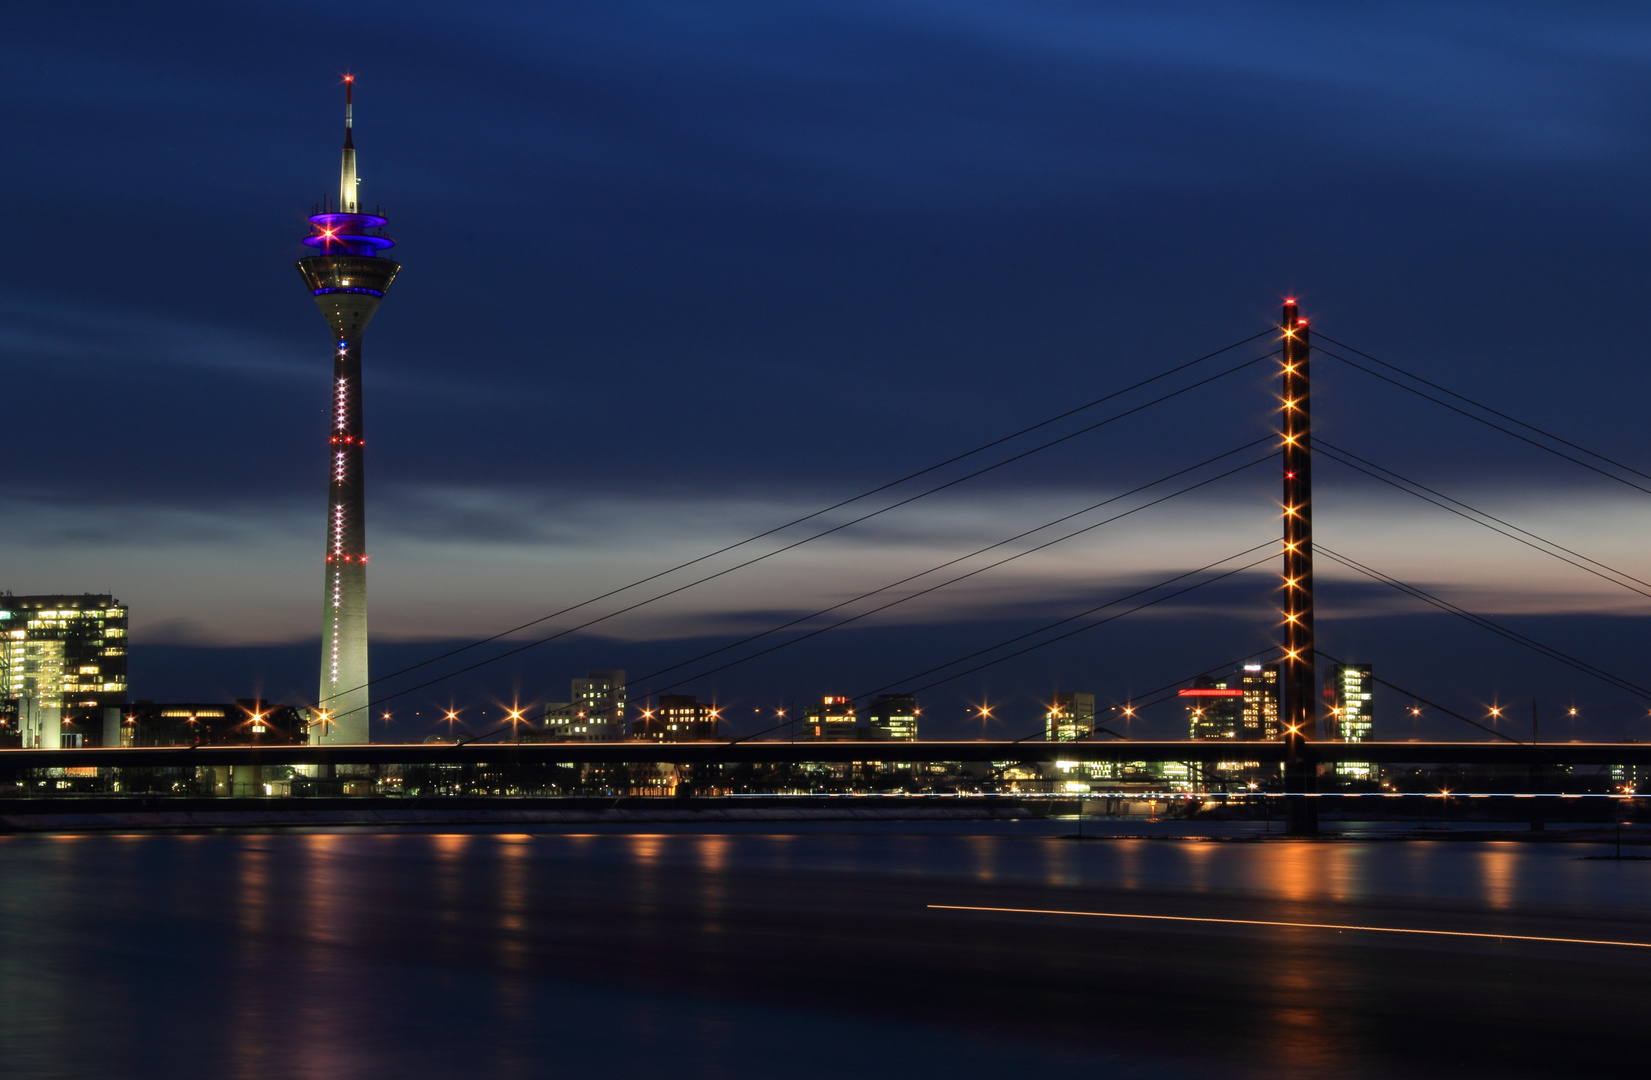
top-left (1315, 331), bottom-right (1651, 486)
top-left (1079, 643), bottom-right (1520, 747)
top-left (628, 446), bottom-right (1277, 705)
top-left (1313, 344), bottom-right (1651, 498)
top-left (1084, 647), bottom-right (1281, 727)
top-left (1314, 649), bottom-right (1521, 745)
top-left (355, 353), bottom-right (1281, 718)
top-left (1316, 546), bottom-right (1651, 702)
top-left (714, 549), bottom-right (1277, 745)
top-left (316, 329), bottom-right (1277, 717)
top-left (849, 543), bottom-right (1280, 706)
top-left (988, 646), bottom-right (1281, 746)
top-left (1315, 440), bottom-right (1651, 600)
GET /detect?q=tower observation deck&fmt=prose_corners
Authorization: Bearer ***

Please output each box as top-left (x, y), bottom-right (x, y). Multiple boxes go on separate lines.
top-left (296, 76), bottom-right (399, 744)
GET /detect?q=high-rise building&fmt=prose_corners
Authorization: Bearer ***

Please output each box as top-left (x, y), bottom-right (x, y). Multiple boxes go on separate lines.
top-left (1182, 677), bottom-right (1243, 740)
top-left (1046, 691), bottom-right (1095, 742)
top-left (1238, 663), bottom-right (1282, 740)
top-left (1325, 663), bottom-right (1374, 780)
top-left (298, 77), bottom-right (400, 745)
top-left (632, 694), bottom-right (721, 742)
top-left (866, 694), bottom-right (919, 741)
top-left (0, 594), bottom-right (128, 749)
top-left (567, 670), bottom-right (628, 741)
top-left (803, 696), bottom-right (858, 740)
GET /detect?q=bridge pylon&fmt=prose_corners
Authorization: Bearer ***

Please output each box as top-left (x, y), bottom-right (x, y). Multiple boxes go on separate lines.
top-left (1280, 299), bottom-right (1319, 835)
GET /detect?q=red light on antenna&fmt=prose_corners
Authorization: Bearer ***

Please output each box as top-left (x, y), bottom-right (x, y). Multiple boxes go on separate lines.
top-left (344, 75), bottom-right (354, 82)
top-left (1284, 297), bottom-right (1296, 304)
top-left (1297, 317), bottom-right (1308, 325)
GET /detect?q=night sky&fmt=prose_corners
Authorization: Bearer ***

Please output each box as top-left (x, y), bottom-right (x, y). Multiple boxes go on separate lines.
top-left (4, 1), bottom-right (1651, 739)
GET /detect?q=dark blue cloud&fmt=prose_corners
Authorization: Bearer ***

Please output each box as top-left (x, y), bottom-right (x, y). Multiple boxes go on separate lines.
top-left (4, 1), bottom-right (1650, 711)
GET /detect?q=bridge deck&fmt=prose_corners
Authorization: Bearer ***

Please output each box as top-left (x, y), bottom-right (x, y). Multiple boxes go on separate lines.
top-left (0, 740), bottom-right (1644, 768)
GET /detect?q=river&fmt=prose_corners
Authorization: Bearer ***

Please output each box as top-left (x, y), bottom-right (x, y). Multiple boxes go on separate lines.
top-left (1, 821), bottom-right (1646, 1078)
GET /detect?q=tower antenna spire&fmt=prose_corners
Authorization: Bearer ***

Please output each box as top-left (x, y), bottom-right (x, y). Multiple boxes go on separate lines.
top-left (340, 75), bottom-right (358, 213)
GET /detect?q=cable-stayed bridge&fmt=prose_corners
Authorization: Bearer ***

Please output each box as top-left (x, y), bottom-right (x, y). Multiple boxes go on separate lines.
top-left (7, 300), bottom-right (1649, 834)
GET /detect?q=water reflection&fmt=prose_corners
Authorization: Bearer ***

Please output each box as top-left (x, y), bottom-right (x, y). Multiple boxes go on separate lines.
top-left (966, 834), bottom-right (1001, 882)
top-left (229, 841), bottom-right (272, 1079)
top-left (695, 834), bottom-right (730, 937)
top-left (1477, 845), bottom-right (1516, 910)
top-left (1259, 933), bottom-right (1349, 1076)
top-left (1262, 843), bottom-right (1315, 904)
top-left (2, 828), bottom-right (1646, 1080)
top-left (496, 835), bottom-right (530, 966)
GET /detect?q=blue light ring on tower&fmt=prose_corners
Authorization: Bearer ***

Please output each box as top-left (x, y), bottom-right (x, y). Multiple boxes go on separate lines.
top-left (310, 212), bottom-right (388, 230)
top-left (305, 211), bottom-right (396, 257)
top-left (303, 234), bottom-right (396, 254)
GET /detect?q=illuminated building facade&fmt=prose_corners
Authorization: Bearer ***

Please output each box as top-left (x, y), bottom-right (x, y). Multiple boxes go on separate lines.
top-left (1182, 678), bottom-right (1243, 740)
top-left (297, 77), bottom-right (399, 745)
top-left (632, 694), bottom-right (720, 741)
top-left (0, 594), bottom-right (128, 749)
top-left (121, 699), bottom-right (308, 747)
top-left (1046, 691), bottom-right (1095, 742)
top-left (1238, 662), bottom-right (1282, 739)
top-left (543, 670), bottom-right (629, 740)
top-left (1325, 662), bottom-right (1374, 780)
top-left (866, 694), bottom-right (919, 740)
top-left (572, 670), bottom-right (628, 740)
top-left (804, 696), bottom-right (858, 740)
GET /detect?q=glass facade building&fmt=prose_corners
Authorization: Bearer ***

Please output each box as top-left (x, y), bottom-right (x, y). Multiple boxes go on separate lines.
top-left (1046, 691), bottom-right (1095, 742)
top-left (866, 694), bottom-right (919, 741)
top-left (0, 594), bottom-right (128, 748)
top-left (1325, 662), bottom-right (1374, 780)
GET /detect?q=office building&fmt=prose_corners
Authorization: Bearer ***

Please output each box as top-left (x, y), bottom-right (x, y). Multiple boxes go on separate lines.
top-left (1325, 663), bottom-right (1374, 780)
top-left (803, 696), bottom-right (858, 740)
top-left (121, 700), bottom-right (308, 747)
top-left (632, 694), bottom-right (720, 741)
top-left (0, 594), bottom-right (128, 749)
top-left (298, 77), bottom-right (400, 744)
top-left (1238, 662), bottom-right (1282, 740)
top-left (1182, 676), bottom-right (1243, 740)
top-left (1046, 691), bottom-right (1095, 742)
top-left (543, 670), bottom-right (629, 740)
top-left (573, 670), bottom-right (628, 740)
top-left (865, 694), bottom-right (919, 740)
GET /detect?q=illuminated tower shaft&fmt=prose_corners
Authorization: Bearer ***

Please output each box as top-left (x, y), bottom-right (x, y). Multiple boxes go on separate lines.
top-left (296, 77), bottom-right (399, 744)
top-left (1280, 299), bottom-right (1318, 834)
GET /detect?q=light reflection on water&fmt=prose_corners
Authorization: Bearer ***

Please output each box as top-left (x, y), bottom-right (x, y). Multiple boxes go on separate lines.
top-left (0, 826), bottom-right (1646, 1080)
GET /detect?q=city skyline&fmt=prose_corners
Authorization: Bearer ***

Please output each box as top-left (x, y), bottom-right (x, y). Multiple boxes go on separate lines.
top-left (3, 3), bottom-right (1650, 740)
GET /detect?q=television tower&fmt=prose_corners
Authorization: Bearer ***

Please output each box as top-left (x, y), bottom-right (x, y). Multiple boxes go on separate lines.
top-left (296, 77), bottom-right (399, 744)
